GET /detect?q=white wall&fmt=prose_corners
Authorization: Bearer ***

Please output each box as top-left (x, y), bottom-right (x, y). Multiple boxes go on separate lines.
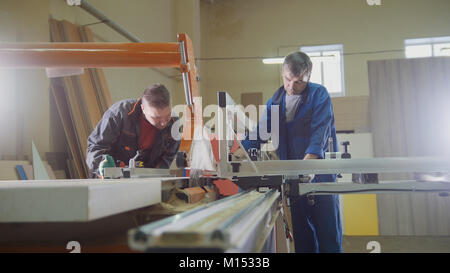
top-left (0, 0), bottom-right (51, 159)
top-left (199, 0), bottom-right (450, 105)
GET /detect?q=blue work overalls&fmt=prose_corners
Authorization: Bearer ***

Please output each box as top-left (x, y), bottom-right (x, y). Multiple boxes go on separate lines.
top-left (242, 83), bottom-right (343, 253)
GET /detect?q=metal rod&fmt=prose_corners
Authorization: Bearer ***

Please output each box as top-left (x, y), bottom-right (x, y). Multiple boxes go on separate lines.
top-left (223, 157), bottom-right (450, 177)
top-left (134, 189), bottom-right (254, 235)
top-left (179, 41), bottom-right (192, 106)
top-left (298, 181), bottom-right (450, 196)
top-left (217, 102), bottom-right (229, 177)
top-left (128, 189), bottom-right (280, 252)
top-left (78, 0), bottom-right (142, 42)
top-left (68, 0), bottom-right (179, 79)
top-left (218, 189), bottom-right (277, 230)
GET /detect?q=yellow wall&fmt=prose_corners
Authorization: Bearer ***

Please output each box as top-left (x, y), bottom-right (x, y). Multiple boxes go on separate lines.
top-left (344, 194), bottom-right (379, 236)
top-left (338, 133), bottom-right (379, 236)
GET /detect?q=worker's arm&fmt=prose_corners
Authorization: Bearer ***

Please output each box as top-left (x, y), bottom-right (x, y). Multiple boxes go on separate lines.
top-left (303, 153), bottom-right (319, 160)
top-left (155, 136), bottom-right (181, 169)
top-left (304, 88), bottom-right (334, 159)
top-left (86, 107), bottom-right (123, 177)
top-left (240, 97), bottom-right (274, 151)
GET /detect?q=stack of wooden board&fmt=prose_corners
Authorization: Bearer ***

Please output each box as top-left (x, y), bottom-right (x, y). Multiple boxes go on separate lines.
top-left (48, 19), bottom-right (112, 178)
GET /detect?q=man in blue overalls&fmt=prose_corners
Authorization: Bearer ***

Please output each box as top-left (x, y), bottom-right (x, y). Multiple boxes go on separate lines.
top-left (241, 51), bottom-right (342, 252)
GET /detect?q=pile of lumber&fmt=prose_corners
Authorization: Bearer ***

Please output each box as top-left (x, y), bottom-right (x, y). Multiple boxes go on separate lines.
top-left (48, 19), bottom-right (112, 178)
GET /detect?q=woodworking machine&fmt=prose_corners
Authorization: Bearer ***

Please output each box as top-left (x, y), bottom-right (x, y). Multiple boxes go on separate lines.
top-left (1, 36), bottom-right (450, 253)
top-left (125, 91), bottom-right (450, 252)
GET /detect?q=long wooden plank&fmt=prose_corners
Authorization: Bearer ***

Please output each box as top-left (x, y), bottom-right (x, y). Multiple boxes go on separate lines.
top-left (51, 20), bottom-right (90, 177)
top-left (50, 81), bottom-right (85, 178)
top-left (62, 76), bottom-right (88, 163)
top-left (0, 178), bottom-right (164, 222)
top-left (48, 19), bottom-right (71, 159)
top-left (61, 20), bottom-right (101, 132)
top-left (79, 26), bottom-right (112, 113)
top-left (59, 21), bottom-right (90, 162)
top-left (59, 20), bottom-right (88, 176)
top-left (49, 18), bottom-right (85, 178)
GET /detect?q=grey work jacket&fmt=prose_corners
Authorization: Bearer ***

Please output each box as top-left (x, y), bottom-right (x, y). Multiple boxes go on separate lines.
top-left (86, 98), bottom-right (180, 177)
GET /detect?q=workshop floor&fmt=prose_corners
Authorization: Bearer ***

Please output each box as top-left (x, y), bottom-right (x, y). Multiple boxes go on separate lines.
top-left (342, 236), bottom-right (450, 253)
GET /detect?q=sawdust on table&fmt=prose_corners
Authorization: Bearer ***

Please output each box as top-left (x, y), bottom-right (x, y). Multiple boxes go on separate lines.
top-left (148, 187), bottom-right (213, 215)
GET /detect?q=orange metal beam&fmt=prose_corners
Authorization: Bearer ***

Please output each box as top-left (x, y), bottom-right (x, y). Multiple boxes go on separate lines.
top-left (0, 42), bottom-right (181, 68)
top-left (0, 33), bottom-right (202, 169)
top-left (177, 33), bottom-right (199, 98)
top-left (177, 34), bottom-right (201, 155)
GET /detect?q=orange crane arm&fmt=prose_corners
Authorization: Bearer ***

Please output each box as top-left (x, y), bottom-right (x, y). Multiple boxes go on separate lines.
top-left (0, 42), bottom-right (181, 68)
top-left (0, 33), bottom-right (200, 167)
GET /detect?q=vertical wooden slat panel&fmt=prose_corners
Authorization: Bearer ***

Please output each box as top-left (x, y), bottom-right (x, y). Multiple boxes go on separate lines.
top-left (369, 57), bottom-right (450, 236)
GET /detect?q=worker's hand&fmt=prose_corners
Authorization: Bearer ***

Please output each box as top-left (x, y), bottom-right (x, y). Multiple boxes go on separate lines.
top-left (232, 147), bottom-right (247, 160)
top-left (299, 174), bottom-right (315, 183)
top-left (99, 154), bottom-right (115, 178)
top-left (302, 154), bottom-right (318, 182)
top-left (303, 153), bottom-right (319, 160)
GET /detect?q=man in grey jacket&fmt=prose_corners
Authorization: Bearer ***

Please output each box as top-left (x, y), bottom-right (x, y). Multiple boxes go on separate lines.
top-left (86, 83), bottom-right (180, 178)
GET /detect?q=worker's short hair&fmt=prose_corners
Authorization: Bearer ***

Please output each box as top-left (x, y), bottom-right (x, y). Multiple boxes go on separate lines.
top-left (283, 51), bottom-right (313, 77)
top-left (142, 83), bottom-right (171, 108)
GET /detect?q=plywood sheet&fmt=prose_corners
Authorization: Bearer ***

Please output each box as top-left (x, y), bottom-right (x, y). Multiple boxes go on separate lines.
top-left (0, 178), bottom-right (165, 222)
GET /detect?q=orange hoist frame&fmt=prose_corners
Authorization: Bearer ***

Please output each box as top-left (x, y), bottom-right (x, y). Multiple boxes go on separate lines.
top-left (0, 33), bottom-right (200, 166)
top-left (177, 34), bottom-right (201, 161)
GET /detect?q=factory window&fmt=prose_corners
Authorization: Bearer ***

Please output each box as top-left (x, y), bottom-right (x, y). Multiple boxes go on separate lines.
top-left (405, 36), bottom-right (450, 58)
top-left (300, 44), bottom-right (345, 97)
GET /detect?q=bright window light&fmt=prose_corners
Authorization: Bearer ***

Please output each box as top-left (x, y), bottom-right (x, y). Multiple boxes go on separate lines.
top-left (405, 44), bottom-right (432, 58)
top-left (405, 36), bottom-right (450, 58)
top-left (434, 43), bottom-right (450, 57)
top-left (441, 48), bottom-right (450, 56)
top-left (262, 57), bottom-right (284, 64)
top-left (301, 44), bottom-right (345, 97)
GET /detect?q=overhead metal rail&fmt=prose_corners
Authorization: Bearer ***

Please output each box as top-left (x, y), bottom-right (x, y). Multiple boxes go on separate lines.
top-left (67, 0), bottom-right (142, 42)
